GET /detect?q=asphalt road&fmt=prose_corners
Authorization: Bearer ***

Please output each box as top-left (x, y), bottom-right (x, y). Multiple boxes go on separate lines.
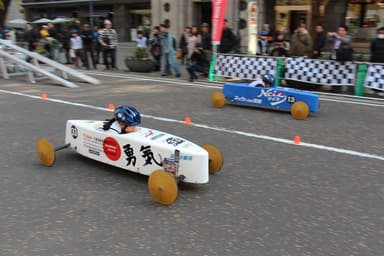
top-left (0, 71), bottom-right (383, 256)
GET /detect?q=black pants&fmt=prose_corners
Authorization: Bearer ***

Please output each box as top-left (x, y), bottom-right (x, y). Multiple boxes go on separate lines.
top-left (103, 48), bottom-right (116, 69)
top-left (83, 44), bottom-right (96, 69)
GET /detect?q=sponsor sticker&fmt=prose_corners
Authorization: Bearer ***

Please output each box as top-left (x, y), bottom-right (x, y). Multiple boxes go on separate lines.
top-left (103, 137), bottom-right (121, 161)
top-left (71, 125), bottom-right (78, 139)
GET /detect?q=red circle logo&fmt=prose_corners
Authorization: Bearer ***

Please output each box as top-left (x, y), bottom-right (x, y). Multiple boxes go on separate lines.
top-left (103, 137), bottom-right (121, 161)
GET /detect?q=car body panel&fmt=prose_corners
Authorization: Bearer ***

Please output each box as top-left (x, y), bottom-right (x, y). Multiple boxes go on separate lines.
top-left (223, 83), bottom-right (319, 112)
top-left (65, 120), bottom-right (209, 184)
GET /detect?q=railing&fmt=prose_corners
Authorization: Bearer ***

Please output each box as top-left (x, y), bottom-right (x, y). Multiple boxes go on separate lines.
top-left (0, 39), bottom-right (100, 88)
top-left (211, 53), bottom-right (384, 96)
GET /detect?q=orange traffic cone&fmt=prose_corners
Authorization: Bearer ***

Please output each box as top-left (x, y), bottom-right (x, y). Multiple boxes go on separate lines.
top-left (184, 116), bottom-right (192, 125)
top-left (108, 103), bottom-right (115, 110)
top-left (41, 93), bottom-right (48, 100)
top-left (293, 135), bottom-right (301, 144)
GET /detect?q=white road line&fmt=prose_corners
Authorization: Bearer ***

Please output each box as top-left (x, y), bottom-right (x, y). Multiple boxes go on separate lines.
top-left (320, 98), bottom-right (384, 107)
top-left (1, 88), bottom-right (383, 161)
top-left (86, 71), bottom-right (384, 107)
top-left (86, 71), bottom-right (222, 89)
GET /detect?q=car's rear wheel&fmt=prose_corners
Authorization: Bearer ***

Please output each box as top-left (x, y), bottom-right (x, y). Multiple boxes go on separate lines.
top-left (202, 144), bottom-right (223, 174)
top-left (36, 138), bottom-right (56, 167)
top-left (290, 101), bottom-right (309, 120)
top-left (148, 170), bottom-right (178, 205)
top-left (211, 91), bottom-right (226, 108)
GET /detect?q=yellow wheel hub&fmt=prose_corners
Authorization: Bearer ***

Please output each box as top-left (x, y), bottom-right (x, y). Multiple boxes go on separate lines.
top-left (148, 170), bottom-right (178, 205)
top-left (211, 91), bottom-right (226, 108)
top-left (202, 144), bottom-right (223, 174)
top-left (36, 138), bottom-right (56, 167)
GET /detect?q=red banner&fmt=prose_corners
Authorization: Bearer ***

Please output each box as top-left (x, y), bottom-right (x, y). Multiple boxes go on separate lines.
top-left (211, 0), bottom-right (227, 45)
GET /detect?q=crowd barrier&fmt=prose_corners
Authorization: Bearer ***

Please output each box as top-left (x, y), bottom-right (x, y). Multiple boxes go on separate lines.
top-left (211, 53), bottom-right (384, 96)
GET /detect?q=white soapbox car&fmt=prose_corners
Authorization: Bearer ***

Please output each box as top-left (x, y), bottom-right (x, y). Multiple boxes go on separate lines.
top-left (36, 120), bottom-right (223, 205)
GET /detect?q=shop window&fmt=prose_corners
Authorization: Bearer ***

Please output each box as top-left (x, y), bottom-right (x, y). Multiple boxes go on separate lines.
top-left (164, 3), bottom-right (170, 12)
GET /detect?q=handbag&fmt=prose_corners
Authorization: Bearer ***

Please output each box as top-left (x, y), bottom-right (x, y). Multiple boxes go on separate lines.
top-left (176, 48), bottom-right (183, 59)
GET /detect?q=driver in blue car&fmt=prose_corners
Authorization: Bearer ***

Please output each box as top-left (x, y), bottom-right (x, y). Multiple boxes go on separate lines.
top-left (101, 105), bottom-right (141, 134)
top-left (249, 73), bottom-right (275, 87)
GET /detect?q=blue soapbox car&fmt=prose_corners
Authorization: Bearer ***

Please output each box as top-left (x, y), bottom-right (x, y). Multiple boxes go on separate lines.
top-left (211, 82), bottom-right (319, 120)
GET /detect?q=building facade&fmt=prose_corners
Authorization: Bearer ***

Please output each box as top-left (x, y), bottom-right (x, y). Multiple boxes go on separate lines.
top-left (20, 0), bottom-right (272, 46)
top-left (20, 0), bottom-right (384, 45)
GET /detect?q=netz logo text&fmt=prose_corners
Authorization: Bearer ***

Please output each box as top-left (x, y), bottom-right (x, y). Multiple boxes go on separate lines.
top-left (257, 89), bottom-right (287, 106)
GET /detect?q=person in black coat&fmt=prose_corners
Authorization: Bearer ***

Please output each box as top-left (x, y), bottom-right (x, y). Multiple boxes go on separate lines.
top-left (23, 22), bottom-right (39, 51)
top-left (313, 24), bottom-right (327, 59)
top-left (370, 27), bottom-right (384, 96)
top-left (81, 23), bottom-right (96, 69)
top-left (219, 19), bottom-right (237, 53)
top-left (370, 27), bottom-right (384, 63)
top-left (186, 44), bottom-right (209, 82)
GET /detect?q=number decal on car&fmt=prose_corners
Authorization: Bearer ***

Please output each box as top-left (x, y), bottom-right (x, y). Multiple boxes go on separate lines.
top-left (287, 96), bottom-right (295, 103)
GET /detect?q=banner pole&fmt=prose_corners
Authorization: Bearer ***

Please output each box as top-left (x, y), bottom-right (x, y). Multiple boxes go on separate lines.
top-left (209, 45), bottom-right (218, 81)
top-left (355, 63), bottom-right (367, 96)
top-left (275, 58), bottom-right (283, 86)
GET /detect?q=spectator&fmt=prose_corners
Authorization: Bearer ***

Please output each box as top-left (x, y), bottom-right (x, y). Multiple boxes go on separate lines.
top-left (257, 30), bottom-right (269, 56)
top-left (24, 22), bottom-right (38, 51)
top-left (370, 27), bottom-right (384, 63)
top-left (47, 22), bottom-right (57, 39)
top-left (269, 33), bottom-right (290, 57)
top-left (179, 26), bottom-right (191, 65)
top-left (328, 25), bottom-right (353, 93)
top-left (313, 24), bottom-right (327, 59)
top-left (186, 44), bottom-right (209, 82)
top-left (93, 25), bottom-right (102, 64)
top-left (98, 19), bottom-right (118, 70)
top-left (39, 32), bottom-right (51, 58)
top-left (290, 23), bottom-right (312, 57)
top-left (136, 31), bottom-right (148, 48)
top-left (219, 19), bottom-right (237, 53)
top-left (149, 26), bottom-right (162, 71)
top-left (70, 30), bottom-right (83, 68)
top-left (40, 25), bottom-right (49, 38)
top-left (370, 27), bottom-right (384, 96)
top-left (159, 23), bottom-right (181, 77)
top-left (328, 25), bottom-right (353, 62)
top-left (61, 28), bottom-right (72, 64)
top-left (187, 26), bottom-right (201, 62)
top-left (47, 22), bottom-right (60, 61)
top-left (81, 24), bottom-right (96, 69)
top-left (200, 22), bottom-right (212, 61)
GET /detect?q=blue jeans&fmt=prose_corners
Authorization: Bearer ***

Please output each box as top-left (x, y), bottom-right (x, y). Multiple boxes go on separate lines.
top-left (162, 53), bottom-right (180, 75)
top-left (186, 64), bottom-right (205, 80)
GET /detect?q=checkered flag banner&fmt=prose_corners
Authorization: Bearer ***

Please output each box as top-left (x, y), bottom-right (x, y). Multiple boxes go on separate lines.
top-left (215, 54), bottom-right (278, 79)
top-left (364, 64), bottom-right (384, 91)
top-left (284, 58), bottom-right (357, 86)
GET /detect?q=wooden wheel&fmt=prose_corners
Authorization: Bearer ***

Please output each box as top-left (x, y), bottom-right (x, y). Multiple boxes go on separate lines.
top-left (148, 170), bottom-right (178, 205)
top-left (36, 138), bottom-right (56, 167)
top-left (202, 144), bottom-right (223, 174)
top-left (211, 91), bottom-right (226, 108)
top-left (290, 101), bottom-right (309, 120)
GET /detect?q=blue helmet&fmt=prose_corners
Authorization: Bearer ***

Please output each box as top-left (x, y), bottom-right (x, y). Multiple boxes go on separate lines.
top-left (262, 74), bottom-right (275, 85)
top-left (114, 105), bottom-right (141, 126)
